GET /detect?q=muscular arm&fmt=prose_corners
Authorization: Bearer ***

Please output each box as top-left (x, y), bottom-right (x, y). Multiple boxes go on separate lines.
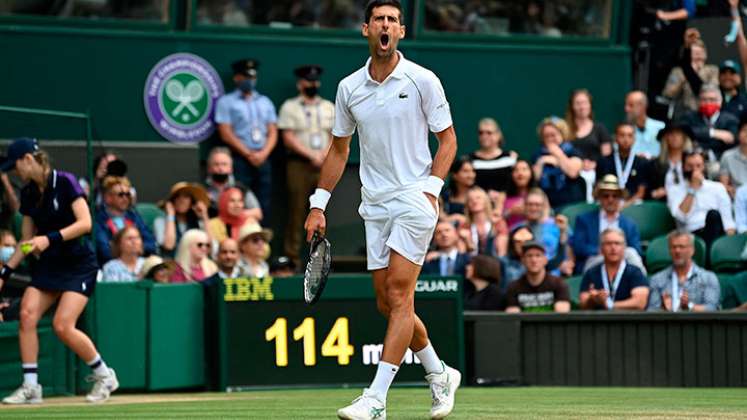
top-left (430, 126), bottom-right (458, 182)
top-left (317, 136), bottom-right (352, 192)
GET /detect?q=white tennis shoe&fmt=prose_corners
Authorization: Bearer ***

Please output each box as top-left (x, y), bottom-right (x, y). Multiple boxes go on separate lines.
top-left (2, 383), bottom-right (42, 404)
top-left (86, 368), bottom-right (119, 403)
top-left (337, 389), bottom-right (386, 420)
top-left (426, 362), bottom-right (461, 419)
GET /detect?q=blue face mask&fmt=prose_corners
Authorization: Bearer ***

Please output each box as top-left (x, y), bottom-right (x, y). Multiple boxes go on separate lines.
top-left (239, 79), bottom-right (256, 93)
top-left (0, 246), bottom-right (14, 263)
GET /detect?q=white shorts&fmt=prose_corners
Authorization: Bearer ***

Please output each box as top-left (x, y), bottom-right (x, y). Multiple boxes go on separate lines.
top-left (358, 191), bottom-right (439, 270)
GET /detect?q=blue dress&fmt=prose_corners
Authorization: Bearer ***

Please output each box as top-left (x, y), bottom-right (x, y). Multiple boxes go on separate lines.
top-left (20, 170), bottom-right (98, 297)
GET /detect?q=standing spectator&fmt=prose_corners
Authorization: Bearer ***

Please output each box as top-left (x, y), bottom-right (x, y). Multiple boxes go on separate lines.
top-left (153, 182), bottom-right (211, 257)
top-left (469, 118), bottom-right (517, 194)
top-left (667, 150), bottom-right (736, 250)
top-left (215, 59), bottom-right (278, 219)
top-left (100, 226), bottom-right (144, 283)
top-left (566, 89), bottom-right (612, 202)
top-left (439, 156), bottom-right (474, 226)
top-left (579, 228), bottom-right (649, 311)
top-left (171, 229), bottom-right (217, 283)
top-left (662, 37), bottom-right (718, 119)
top-left (460, 187), bottom-right (506, 256)
top-left (237, 223), bottom-right (273, 278)
top-left (463, 254), bottom-right (503, 311)
top-left (505, 241), bottom-right (570, 313)
top-left (649, 123), bottom-right (694, 200)
top-left (625, 90), bottom-right (665, 159)
top-left (94, 176), bottom-right (156, 265)
top-left (501, 159), bottom-right (537, 230)
top-left (719, 59), bottom-right (747, 123)
top-left (422, 221), bottom-right (470, 277)
top-left (680, 84), bottom-right (739, 159)
top-left (596, 122), bottom-right (649, 204)
top-left (278, 65), bottom-right (334, 268)
top-left (571, 175), bottom-right (644, 274)
top-left (520, 188), bottom-right (571, 275)
top-left (647, 230), bottom-right (720, 312)
top-left (206, 187), bottom-right (260, 244)
top-left (202, 147), bottom-right (262, 219)
top-left (719, 121), bottom-right (747, 195)
top-left (532, 117), bottom-right (585, 208)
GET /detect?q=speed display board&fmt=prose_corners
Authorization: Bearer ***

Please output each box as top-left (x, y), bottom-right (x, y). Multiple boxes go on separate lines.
top-left (211, 275), bottom-right (464, 390)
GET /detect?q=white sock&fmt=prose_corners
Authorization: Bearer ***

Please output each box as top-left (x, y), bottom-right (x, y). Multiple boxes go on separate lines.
top-left (87, 354), bottom-right (109, 376)
top-left (415, 342), bottom-right (443, 375)
top-left (368, 361), bottom-right (398, 402)
top-left (22, 363), bottom-right (38, 386)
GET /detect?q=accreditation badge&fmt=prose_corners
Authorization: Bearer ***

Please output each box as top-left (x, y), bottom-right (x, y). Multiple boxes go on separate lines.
top-left (310, 133), bottom-right (323, 150)
top-left (251, 127), bottom-right (263, 144)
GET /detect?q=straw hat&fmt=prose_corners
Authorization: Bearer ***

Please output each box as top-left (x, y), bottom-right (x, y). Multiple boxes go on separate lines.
top-left (593, 174), bottom-right (628, 199)
top-left (139, 255), bottom-right (172, 279)
top-left (158, 182), bottom-right (210, 208)
top-left (238, 223), bottom-right (273, 243)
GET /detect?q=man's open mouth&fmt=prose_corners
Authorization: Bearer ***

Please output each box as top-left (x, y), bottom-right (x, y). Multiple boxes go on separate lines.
top-left (380, 34), bottom-right (390, 47)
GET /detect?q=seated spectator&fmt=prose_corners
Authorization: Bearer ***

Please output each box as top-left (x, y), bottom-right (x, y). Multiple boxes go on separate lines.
top-left (647, 230), bottom-right (720, 312)
top-left (625, 90), bottom-right (665, 159)
top-left (422, 221), bottom-right (471, 277)
top-left (505, 241), bottom-right (570, 313)
top-left (566, 89), bottom-right (612, 202)
top-left (202, 146), bottom-right (263, 220)
top-left (459, 187), bottom-right (506, 256)
top-left (735, 183), bottom-right (747, 233)
top-left (463, 254), bottom-right (503, 311)
top-left (498, 226), bottom-right (534, 291)
top-left (100, 226), bottom-right (144, 283)
top-left (204, 238), bottom-right (244, 284)
top-left (153, 182), bottom-right (211, 257)
top-left (469, 118), bottom-right (517, 194)
top-left (667, 150), bottom-right (736, 250)
top-left (718, 59), bottom-right (747, 123)
top-left (649, 123), bottom-right (694, 201)
top-left (579, 228), bottom-right (650, 311)
top-left (0, 229), bottom-right (16, 264)
top-left (94, 176), bottom-right (156, 265)
top-left (270, 256), bottom-right (296, 278)
top-left (662, 38), bottom-right (719, 119)
top-left (439, 156), bottom-right (475, 226)
top-left (207, 187), bottom-right (261, 244)
top-left (139, 255), bottom-right (172, 283)
top-left (680, 84), bottom-right (738, 159)
top-left (719, 121), bottom-right (747, 195)
top-left (500, 159), bottom-right (537, 230)
top-left (571, 175), bottom-right (644, 274)
top-left (596, 123), bottom-right (649, 205)
top-left (532, 117), bottom-right (585, 208)
top-left (171, 229), bottom-right (218, 283)
top-left (238, 223), bottom-right (273, 278)
top-left (519, 188), bottom-right (572, 275)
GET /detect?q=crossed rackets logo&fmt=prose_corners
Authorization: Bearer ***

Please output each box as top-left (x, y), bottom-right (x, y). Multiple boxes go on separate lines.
top-left (161, 73), bottom-right (209, 125)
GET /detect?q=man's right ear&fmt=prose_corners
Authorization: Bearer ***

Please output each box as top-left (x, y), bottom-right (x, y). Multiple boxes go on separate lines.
top-left (361, 23), bottom-right (368, 37)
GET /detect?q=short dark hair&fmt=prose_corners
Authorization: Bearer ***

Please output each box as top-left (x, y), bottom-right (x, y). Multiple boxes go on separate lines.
top-left (364, 0), bottom-right (402, 23)
top-left (683, 148), bottom-right (707, 165)
top-left (615, 121), bottom-right (635, 133)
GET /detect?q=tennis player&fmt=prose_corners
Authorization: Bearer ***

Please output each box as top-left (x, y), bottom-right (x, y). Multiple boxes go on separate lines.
top-left (0, 138), bottom-right (118, 404)
top-left (304, 1), bottom-right (459, 418)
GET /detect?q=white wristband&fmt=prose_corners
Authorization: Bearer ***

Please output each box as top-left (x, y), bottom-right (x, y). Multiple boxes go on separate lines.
top-left (309, 188), bottom-right (331, 211)
top-left (423, 176), bottom-right (444, 197)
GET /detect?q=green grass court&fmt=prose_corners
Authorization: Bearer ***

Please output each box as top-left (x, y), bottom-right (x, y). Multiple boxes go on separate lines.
top-left (1, 387), bottom-right (745, 419)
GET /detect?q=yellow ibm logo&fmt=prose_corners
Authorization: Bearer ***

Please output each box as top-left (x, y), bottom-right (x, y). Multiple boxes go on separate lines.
top-left (223, 277), bottom-right (274, 301)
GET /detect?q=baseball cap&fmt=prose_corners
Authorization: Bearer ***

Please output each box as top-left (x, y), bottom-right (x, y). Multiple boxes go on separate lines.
top-left (521, 240), bottom-right (546, 254)
top-left (0, 137), bottom-right (39, 172)
top-left (232, 59), bottom-right (260, 78)
top-left (720, 59), bottom-right (742, 74)
top-left (294, 65), bottom-right (323, 81)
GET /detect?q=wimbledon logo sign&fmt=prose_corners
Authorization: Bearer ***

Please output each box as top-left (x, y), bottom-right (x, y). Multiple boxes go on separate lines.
top-left (144, 53), bottom-right (224, 144)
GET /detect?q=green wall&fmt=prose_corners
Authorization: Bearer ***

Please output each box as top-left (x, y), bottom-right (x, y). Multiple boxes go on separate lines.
top-left (0, 26), bottom-right (631, 160)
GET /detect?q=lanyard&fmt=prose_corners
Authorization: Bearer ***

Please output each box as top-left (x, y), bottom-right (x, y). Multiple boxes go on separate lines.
top-left (670, 268), bottom-right (692, 312)
top-left (301, 99), bottom-right (322, 132)
top-left (613, 148), bottom-right (635, 187)
top-left (470, 221), bottom-right (491, 253)
top-left (601, 260), bottom-right (626, 309)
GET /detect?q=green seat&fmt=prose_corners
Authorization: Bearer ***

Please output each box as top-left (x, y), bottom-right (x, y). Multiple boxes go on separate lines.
top-left (560, 202), bottom-right (598, 230)
top-left (709, 234), bottom-right (747, 273)
top-left (717, 274), bottom-right (733, 306)
top-left (12, 211), bottom-right (22, 240)
top-left (645, 234), bottom-right (706, 274)
top-left (134, 202), bottom-right (164, 233)
top-left (721, 273), bottom-right (747, 309)
top-left (565, 275), bottom-right (583, 308)
top-left (621, 201), bottom-right (676, 242)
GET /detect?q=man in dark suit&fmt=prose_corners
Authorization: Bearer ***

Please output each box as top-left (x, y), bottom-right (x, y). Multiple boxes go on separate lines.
top-left (680, 84), bottom-right (739, 159)
top-left (571, 175), bottom-right (644, 274)
top-left (421, 221), bottom-right (470, 277)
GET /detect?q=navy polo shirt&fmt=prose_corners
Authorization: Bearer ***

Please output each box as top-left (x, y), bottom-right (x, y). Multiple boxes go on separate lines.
top-left (580, 262), bottom-right (649, 302)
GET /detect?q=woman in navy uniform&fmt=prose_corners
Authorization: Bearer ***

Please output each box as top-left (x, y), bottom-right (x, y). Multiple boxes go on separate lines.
top-left (0, 138), bottom-right (118, 404)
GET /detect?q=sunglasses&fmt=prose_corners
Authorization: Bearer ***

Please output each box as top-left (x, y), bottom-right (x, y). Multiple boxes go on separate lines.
top-left (195, 242), bottom-right (210, 249)
top-left (249, 236), bottom-right (266, 243)
top-left (115, 191), bottom-right (131, 198)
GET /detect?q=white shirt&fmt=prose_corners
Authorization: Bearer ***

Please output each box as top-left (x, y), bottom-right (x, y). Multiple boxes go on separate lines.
top-left (667, 179), bottom-right (736, 232)
top-left (332, 51), bottom-right (453, 203)
top-left (599, 211), bottom-right (620, 233)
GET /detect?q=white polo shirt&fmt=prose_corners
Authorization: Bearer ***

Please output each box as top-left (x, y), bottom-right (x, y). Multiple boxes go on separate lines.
top-left (667, 179), bottom-right (736, 232)
top-left (332, 51), bottom-right (452, 203)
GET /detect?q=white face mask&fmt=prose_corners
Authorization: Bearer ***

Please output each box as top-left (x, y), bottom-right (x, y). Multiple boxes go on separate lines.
top-left (0, 246), bottom-right (14, 263)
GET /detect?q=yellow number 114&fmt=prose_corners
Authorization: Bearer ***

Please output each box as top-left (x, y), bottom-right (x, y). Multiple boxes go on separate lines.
top-left (265, 317), bottom-right (354, 367)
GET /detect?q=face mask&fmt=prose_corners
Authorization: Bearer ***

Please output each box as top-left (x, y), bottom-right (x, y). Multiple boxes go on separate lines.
top-left (699, 103), bottom-right (720, 118)
top-left (683, 169), bottom-right (693, 181)
top-left (211, 173), bottom-right (229, 183)
top-left (239, 79), bottom-right (256, 94)
top-left (0, 246), bottom-right (14, 263)
top-left (303, 86), bottom-right (319, 98)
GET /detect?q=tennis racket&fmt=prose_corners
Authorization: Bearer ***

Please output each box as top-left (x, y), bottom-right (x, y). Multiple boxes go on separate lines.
top-left (303, 231), bottom-right (331, 305)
